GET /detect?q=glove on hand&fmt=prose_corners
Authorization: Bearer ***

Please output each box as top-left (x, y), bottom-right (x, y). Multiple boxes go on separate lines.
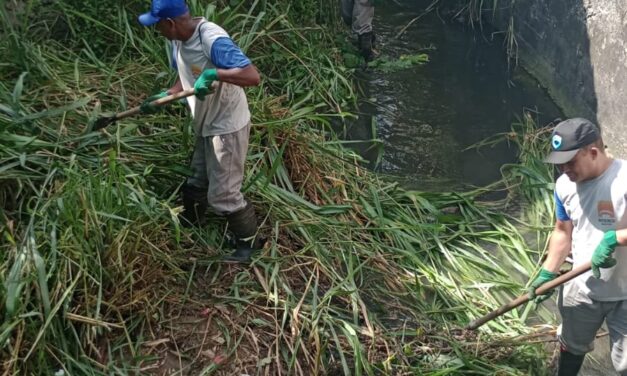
top-left (140, 91), bottom-right (168, 114)
top-left (591, 230), bottom-right (619, 278)
top-left (193, 68), bottom-right (219, 100)
top-left (527, 268), bottom-right (558, 303)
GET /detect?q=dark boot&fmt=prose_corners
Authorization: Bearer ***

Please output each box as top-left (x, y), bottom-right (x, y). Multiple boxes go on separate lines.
top-left (557, 350), bottom-right (585, 376)
top-left (180, 184), bottom-right (208, 228)
top-left (358, 31), bottom-right (375, 62)
top-left (223, 201), bottom-right (262, 264)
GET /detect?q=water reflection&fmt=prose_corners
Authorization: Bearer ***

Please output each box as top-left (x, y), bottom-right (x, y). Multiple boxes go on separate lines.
top-left (341, 0), bottom-right (562, 191)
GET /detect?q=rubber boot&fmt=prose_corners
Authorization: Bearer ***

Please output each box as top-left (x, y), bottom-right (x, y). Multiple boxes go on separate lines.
top-left (223, 201), bottom-right (262, 264)
top-left (358, 31), bottom-right (375, 62)
top-left (557, 350), bottom-right (585, 376)
top-left (180, 184), bottom-right (208, 228)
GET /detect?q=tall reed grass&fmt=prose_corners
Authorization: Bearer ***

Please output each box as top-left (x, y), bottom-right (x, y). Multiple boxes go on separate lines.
top-left (1, 0), bottom-right (555, 374)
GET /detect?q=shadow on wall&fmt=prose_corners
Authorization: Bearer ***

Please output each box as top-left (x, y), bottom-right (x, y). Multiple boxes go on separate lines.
top-left (492, 0), bottom-right (597, 123)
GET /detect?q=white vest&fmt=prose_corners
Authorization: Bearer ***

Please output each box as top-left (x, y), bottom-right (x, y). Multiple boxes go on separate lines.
top-left (173, 18), bottom-right (250, 136)
top-left (556, 159), bottom-right (627, 301)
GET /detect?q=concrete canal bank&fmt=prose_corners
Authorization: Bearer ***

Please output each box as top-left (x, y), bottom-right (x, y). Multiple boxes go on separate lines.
top-left (489, 0), bottom-right (627, 158)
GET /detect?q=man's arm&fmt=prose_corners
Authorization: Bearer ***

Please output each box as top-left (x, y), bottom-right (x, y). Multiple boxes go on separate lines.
top-left (527, 219), bottom-right (573, 301)
top-left (166, 77), bottom-right (183, 94)
top-left (215, 65), bottom-right (260, 87)
top-left (208, 36), bottom-right (260, 87)
top-left (542, 219), bottom-right (573, 273)
top-left (140, 76), bottom-right (184, 114)
top-left (617, 228), bottom-right (627, 245)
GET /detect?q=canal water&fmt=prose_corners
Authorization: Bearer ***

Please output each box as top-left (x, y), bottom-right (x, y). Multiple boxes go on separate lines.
top-left (341, 0), bottom-right (562, 191)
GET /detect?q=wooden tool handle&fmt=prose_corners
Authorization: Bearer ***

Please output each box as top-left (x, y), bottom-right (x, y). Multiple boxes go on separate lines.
top-left (114, 88), bottom-right (197, 121)
top-left (465, 261), bottom-right (592, 330)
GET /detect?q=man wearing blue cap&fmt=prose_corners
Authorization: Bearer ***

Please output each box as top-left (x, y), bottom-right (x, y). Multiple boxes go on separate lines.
top-left (138, 0), bottom-right (262, 263)
top-left (526, 118), bottom-right (627, 374)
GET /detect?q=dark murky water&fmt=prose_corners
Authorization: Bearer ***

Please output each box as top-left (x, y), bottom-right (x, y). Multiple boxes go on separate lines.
top-left (340, 0), bottom-right (562, 191)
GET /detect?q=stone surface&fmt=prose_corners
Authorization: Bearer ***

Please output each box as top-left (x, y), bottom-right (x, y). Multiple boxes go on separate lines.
top-left (489, 0), bottom-right (627, 158)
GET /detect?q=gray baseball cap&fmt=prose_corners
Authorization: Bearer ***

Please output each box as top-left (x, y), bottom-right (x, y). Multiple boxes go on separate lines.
top-left (544, 118), bottom-right (600, 164)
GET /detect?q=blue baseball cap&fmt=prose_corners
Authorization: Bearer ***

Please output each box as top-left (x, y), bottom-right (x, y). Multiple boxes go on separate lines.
top-left (138, 0), bottom-right (189, 26)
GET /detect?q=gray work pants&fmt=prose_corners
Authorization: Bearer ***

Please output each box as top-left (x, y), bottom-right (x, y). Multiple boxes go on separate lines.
top-left (558, 281), bottom-right (627, 374)
top-left (186, 123), bottom-right (250, 215)
top-left (340, 0), bottom-right (374, 35)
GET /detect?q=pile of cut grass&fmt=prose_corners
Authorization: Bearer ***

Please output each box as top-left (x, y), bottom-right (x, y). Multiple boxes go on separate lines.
top-left (1, 1), bottom-right (557, 374)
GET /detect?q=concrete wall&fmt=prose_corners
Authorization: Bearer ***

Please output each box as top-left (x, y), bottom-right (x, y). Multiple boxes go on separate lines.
top-left (489, 0), bottom-right (627, 158)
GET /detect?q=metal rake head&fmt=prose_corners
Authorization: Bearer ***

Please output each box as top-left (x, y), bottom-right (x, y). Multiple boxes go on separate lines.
top-left (91, 115), bottom-right (117, 131)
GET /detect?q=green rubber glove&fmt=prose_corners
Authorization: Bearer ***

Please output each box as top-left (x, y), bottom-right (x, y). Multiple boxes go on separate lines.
top-left (193, 68), bottom-right (218, 100)
top-left (140, 91), bottom-right (168, 114)
top-left (591, 230), bottom-right (619, 278)
top-left (527, 268), bottom-right (558, 303)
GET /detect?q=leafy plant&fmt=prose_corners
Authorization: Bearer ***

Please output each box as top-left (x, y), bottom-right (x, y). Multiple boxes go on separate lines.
top-left (1, 1), bottom-right (555, 374)
top-left (369, 53), bottom-right (430, 73)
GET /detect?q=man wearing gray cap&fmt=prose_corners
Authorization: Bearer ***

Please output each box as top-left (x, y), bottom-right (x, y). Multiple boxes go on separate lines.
top-left (527, 118), bottom-right (627, 374)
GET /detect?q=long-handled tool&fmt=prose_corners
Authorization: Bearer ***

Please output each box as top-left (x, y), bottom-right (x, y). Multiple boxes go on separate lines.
top-left (466, 261), bottom-right (592, 330)
top-left (92, 88), bottom-right (196, 130)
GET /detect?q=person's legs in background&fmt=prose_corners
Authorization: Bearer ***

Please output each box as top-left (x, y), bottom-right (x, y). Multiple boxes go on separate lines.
top-left (340, 0), bottom-right (376, 62)
top-left (353, 0), bottom-right (375, 62)
top-left (340, 0), bottom-right (354, 26)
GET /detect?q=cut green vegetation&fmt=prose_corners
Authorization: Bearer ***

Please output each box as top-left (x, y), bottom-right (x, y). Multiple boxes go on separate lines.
top-left (369, 53), bottom-right (429, 73)
top-left (1, 0), bottom-right (556, 375)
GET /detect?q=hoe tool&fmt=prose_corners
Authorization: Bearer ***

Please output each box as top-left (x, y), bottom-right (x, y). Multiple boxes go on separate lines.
top-left (92, 88), bottom-right (196, 130)
top-left (466, 261), bottom-right (592, 330)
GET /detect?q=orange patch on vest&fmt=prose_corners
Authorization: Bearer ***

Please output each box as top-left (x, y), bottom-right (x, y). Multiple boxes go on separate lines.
top-left (597, 200), bottom-right (615, 219)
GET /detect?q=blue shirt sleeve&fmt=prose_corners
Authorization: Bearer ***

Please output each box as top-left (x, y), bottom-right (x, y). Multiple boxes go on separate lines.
top-left (554, 191), bottom-right (570, 221)
top-left (210, 37), bottom-right (251, 69)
